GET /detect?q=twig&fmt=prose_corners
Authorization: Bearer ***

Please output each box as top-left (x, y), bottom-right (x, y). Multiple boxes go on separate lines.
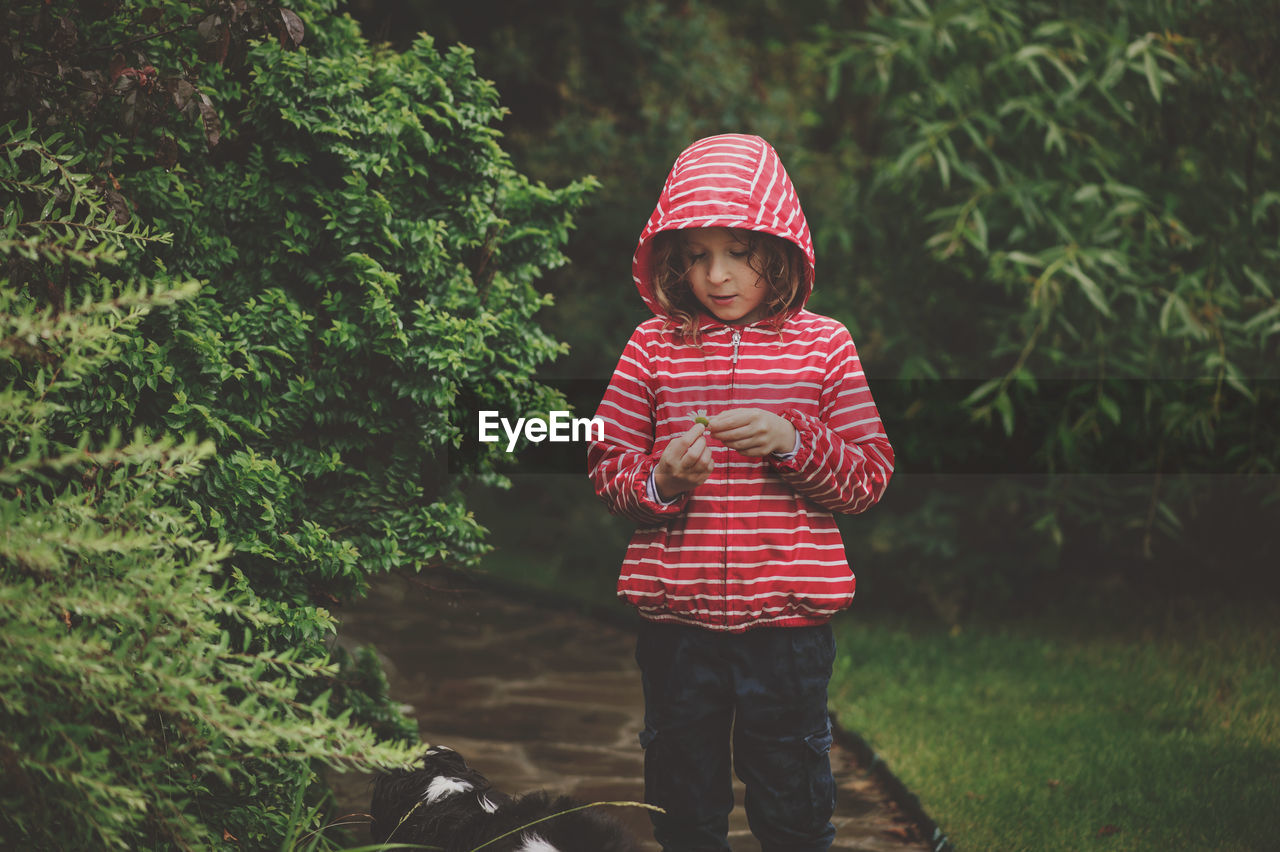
top-left (98, 25), bottom-right (195, 56)
top-left (1142, 440), bottom-right (1165, 559)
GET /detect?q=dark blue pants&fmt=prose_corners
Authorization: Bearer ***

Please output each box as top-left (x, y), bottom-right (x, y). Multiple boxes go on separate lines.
top-left (635, 621), bottom-right (837, 852)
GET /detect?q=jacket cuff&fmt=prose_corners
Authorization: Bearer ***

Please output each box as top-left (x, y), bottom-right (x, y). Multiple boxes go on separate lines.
top-left (633, 456), bottom-right (689, 515)
top-left (770, 410), bottom-right (815, 473)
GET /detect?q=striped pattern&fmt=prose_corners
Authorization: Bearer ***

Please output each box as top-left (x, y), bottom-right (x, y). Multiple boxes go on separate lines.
top-left (589, 313), bottom-right (894, 632)
top-left (592, 133), bottom-right (893, 632)
top-left (632, 134), bottom-right (816, 315)
top-left (591, 134), bottom-right (893, 632)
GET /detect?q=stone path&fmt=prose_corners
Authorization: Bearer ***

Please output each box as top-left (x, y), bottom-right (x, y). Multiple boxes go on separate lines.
top-left (329, 572), bottom-right (932, 851)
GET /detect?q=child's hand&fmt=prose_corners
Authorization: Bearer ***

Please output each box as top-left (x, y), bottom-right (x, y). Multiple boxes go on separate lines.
top-left (654, 422), bottom-right (714, 500)
top-left (706, 408), bottom-right (797, 457)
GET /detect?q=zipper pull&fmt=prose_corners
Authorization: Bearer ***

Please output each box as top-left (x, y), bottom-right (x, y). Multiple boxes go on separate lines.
top-left (731, 329), bottom-right (741, 364)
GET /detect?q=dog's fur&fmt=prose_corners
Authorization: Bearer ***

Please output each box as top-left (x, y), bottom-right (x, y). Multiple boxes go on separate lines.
top-left (370, 746), bottom-right (643, 852)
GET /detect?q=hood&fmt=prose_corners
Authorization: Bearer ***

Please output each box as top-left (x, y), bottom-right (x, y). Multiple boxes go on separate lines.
top-left (632, 133), bottom-right (816, 319)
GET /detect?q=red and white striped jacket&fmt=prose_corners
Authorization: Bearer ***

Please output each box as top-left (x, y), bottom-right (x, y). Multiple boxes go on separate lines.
top-left (588, 134), bottom-right (894, 632)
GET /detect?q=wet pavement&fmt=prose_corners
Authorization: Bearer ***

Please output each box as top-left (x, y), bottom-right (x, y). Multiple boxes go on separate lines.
top-left (328, 571), bottom-right (932, 851)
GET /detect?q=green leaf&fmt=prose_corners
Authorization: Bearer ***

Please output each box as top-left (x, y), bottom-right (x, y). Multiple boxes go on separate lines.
top-left (964, 378), bottom-right (1002, 407)
top-left (994, 391), bottom-right (1015, 436)
top-left (1241, 265), bottom-right (1273, 298)
top-left (1142, 48), bottom-right (1162, 103)
top-left (1044, 121), bottom-right (1066, 155)
top-left (1064, 262), bottom-right (1111, 316)
top-left (1005, 251), bottom-right (1046, 267)
top-left (933, 146), bottom-right (951, 190)
top-left (1252, 192), bottom-right (1280, 226)
top-left (1243, 302), bottom-right (1280, 333)
top-left (968, 206), bottom-right (988, 252)
top-left (1097, 393), bottom-right (1121, 425)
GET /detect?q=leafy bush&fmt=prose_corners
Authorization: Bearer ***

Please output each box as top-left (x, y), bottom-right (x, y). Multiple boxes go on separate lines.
top-left (0, 128), bottom-right (415, 848)
top-left (3, 0), bottom-right (592, 845)
top-left (820, 0), bottom-right (1279, 613)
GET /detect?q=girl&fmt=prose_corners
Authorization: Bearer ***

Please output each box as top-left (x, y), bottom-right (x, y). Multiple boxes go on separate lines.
top-left (588, 134), bottom-right (894, 851)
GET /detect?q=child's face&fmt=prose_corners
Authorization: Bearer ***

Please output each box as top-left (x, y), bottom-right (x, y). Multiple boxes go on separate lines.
top-left (682, 228), bottom-right (769, 325)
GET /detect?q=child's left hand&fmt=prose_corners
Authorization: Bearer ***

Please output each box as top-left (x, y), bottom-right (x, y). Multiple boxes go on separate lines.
top-left (706, 408), bottom-right (797, 457)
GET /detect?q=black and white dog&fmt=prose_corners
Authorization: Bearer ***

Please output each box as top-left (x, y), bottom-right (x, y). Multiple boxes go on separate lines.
top-left (369, 746), bottom-right (644, 852)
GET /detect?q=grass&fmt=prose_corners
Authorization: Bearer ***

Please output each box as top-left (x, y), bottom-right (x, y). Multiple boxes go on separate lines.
top-left (827, 600), bottom-right (1280, 851)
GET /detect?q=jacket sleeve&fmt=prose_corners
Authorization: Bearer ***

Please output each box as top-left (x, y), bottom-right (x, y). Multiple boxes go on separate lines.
top-left (587, 326), bottom-right (691, 525)
top-left (770, 323), bottom-right (894, 514)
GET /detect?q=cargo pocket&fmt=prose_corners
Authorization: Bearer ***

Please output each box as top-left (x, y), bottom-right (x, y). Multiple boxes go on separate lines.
top-left (735, 720), bottom-right (836, 840)
top-left (805, 722), bottom-right (836, 814)
top-left (805, 723), bottom-right (833, 756)
top-left (637, 725), bottom-right (663, 809)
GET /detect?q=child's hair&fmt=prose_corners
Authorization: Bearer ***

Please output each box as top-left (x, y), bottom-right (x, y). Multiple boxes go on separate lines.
top-left (649, 227), bottom-right (808, 343)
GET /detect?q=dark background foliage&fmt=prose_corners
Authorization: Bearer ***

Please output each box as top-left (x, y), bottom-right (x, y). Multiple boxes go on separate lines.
top-left (347, 0), bottom-right (1279, 621)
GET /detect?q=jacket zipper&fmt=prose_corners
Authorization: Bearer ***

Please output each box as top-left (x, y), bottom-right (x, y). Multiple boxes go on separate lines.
top-left (723, 328), bottom-right (742, 625)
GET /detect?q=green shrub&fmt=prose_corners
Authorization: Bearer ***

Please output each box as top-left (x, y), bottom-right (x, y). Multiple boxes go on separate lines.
top-left (2, 0), bottom-right (592, 845)
top-left (0, 128), bottom-right (414, 848)
top-left (819, 0), bottom-right (1279, 614)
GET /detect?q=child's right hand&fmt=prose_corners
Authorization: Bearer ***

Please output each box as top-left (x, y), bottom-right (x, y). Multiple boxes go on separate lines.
top-left (653, 422), bottom-right (714, 501)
